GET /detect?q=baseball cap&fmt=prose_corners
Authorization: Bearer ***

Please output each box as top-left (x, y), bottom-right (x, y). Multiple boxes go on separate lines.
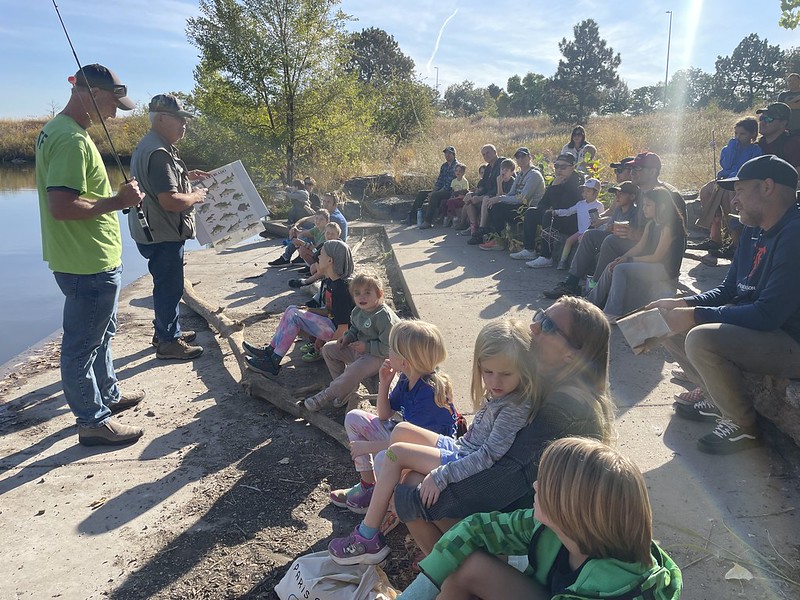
top-left (443, 146), bottom-right (456, 154)
top-left (755, 102), bottom-right (791, 122)
top-left (555, 153), bottom-right (576, 165)
top-left (71, 64), bottom-right (134, 110)
top-left (609, 181), bottom-right (639, 195)
top-left (633, 152), bottom-right (661, 170)
top-left (149, 93), bottom-right (194, 118)
top-left (610, 156), bottom-right (635, 169)
top-left (717, 155), bottom-right (798, 191)
top-left (581, 178), bottom-right (601, 191)
top-left (514, 147), bottom-right (531, 157)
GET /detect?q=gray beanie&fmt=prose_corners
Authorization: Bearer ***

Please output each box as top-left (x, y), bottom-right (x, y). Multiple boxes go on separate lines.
top-left (322, 239), bottom-right (354, 279)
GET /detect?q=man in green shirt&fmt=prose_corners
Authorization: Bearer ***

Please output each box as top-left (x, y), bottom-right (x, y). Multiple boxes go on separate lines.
top-left (35, 64), bottom-right (146, 446)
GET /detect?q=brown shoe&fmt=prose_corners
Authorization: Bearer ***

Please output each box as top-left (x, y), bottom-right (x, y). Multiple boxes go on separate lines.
top-left (156, 338), bottom-right (204, 360)
top-left (78, 419), bottom-right (144, 446)
top-left (151, 330), bottom-right (197, 347)
top-left (109, 390), bottom-right (146, 414)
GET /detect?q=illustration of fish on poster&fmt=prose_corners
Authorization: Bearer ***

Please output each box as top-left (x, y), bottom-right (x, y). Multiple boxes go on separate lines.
top-left (193, 160), bottom-right (269, 252)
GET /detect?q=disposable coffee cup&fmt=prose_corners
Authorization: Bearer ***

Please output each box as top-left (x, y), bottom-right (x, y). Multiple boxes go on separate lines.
top-left (614, 221), bottom-right (630, 236)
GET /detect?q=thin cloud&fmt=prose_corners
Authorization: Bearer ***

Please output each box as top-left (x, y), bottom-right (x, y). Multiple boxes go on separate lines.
top-left (426, 8), bottom-right (459, 74)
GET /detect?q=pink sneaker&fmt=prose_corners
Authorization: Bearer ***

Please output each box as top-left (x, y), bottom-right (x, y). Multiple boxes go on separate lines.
top-left (328, 526), bottom-right (390, 565)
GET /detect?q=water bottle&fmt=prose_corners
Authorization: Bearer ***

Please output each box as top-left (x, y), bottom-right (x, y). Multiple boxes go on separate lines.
top-left (417, 209), bottom-right (424, 227)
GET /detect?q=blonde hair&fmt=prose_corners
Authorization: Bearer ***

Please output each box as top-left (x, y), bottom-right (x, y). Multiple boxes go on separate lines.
top-left (537, 297), bottom-right (615, 443)
top-left (536, 437), bottom-right (653, 566)
top-left (470, 319), bottom-right (535, 413)
top-left (325, 221), bottom-right (341, 238)
top-left (349, 271), bottom-right (384, 299)
top-left (389, 320), bottom-right (453, 409)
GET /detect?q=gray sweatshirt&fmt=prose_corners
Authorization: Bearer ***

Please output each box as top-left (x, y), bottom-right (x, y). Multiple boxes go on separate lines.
top-left (342, 303), bottom-right (401, 358)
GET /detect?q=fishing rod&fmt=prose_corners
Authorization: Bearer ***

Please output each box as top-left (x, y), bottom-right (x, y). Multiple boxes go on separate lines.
top-left (51, 0), bottom-right (153, 242)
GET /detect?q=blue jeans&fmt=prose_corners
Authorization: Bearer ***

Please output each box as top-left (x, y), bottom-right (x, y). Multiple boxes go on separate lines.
top-left (136, 241), bottom-right (185, 343)
top-left (54, 265), bottom-right (122, 426)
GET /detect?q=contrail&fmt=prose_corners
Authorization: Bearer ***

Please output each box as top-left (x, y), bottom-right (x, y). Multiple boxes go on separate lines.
top-left (426, 8), bottom-right (458, 73)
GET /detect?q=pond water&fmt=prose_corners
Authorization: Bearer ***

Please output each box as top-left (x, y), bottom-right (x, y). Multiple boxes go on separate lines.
top-left (0, 165), bottom-right (204, 369)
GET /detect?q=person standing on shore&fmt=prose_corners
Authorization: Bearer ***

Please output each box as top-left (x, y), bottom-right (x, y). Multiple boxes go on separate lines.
top-left (35, 64), bottom-right (146, 446)
top-left (129, 94), bottom-right (209, 360)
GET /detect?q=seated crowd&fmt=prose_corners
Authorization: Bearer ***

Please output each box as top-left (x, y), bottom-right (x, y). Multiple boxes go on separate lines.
top-left (256, 103), bottom-right (800, 597)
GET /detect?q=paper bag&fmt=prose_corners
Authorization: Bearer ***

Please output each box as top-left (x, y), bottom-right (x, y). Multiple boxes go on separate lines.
top-left (616, 308), bottom-right (673, 354)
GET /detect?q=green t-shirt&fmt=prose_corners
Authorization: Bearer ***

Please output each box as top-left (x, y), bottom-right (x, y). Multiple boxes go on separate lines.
top-left (35, 114), bottom-right (121, 274)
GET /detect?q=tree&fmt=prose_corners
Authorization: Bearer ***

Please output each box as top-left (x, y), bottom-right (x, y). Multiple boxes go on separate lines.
top-left (370, 79), bottom-right (436, 145)
top-left (503, 72), bottom-right (546, 116)
top-left (545, 19), bottom-right (621, 122)
top-left (628, 85), bottom-right (662, 115)
top-left (780, 0), bottom-right (800, 29)
top-left (343, 27), bottom-right (414, 84)
top-left (785, 47), bottom-right (800, 75)
top-left (187, 0), bottom-right (356, 181)
top-left (712, 34), bottom-right (784, 110)
top-left (667, 68), bottom-right (713, 109)
top-left (600, 81), bottom-right (630, 114)
top-left (486, 83), bottom-right (503, 99)
top-left (443, 81), bottom-right (495, 116)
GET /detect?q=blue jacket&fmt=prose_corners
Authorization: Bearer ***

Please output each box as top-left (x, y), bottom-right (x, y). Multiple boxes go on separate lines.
top-left (686, 205), bottom-right (800, 343)
top-left (717, 139), bottom-right (762, 179)
top-left (433, 160), bottom-right (457, 191)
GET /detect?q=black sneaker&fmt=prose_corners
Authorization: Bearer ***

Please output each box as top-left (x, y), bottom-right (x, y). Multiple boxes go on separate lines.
top-left (288, 278), bottom-right (306, 289)
top-left (674, 397), bottom-right (722, 422)
top-left (698, 419), bottom-right (759, 454)
top-left (291, 255), bottom-right (305, 264)
top-left (245, 354), bottom-right (281, 377)
top-left (688, 238), bottom-right (721, 251)
top-left (268, 255), bottom-right (290, 267)
top-left (243, 340), bottom-right (274, 359)
top-left (543, 282), bottom-right (581, 299)
top-left (467, 228), bottom-right (486, 245)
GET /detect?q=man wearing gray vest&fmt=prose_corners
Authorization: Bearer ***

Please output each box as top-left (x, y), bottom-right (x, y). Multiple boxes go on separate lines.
top-left (129, 94), bottom-right (209, 360)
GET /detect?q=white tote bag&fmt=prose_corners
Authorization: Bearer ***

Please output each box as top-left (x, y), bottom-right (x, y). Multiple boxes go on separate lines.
top-left (275, 551), bottom-right (397, 600)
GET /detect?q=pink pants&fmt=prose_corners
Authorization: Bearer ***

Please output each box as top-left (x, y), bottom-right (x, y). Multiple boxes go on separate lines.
top-left (344, 409), bottom-right (396, 473)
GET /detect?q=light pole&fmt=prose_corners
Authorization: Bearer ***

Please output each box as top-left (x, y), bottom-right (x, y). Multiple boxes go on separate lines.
top-left (434, 66), bottom-right (439, 92)
top-left (664, 10), bottom-right (673, 106)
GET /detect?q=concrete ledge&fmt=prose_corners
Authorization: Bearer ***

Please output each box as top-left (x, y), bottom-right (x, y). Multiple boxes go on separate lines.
top-left (747, 375), bottom-right (800, 446)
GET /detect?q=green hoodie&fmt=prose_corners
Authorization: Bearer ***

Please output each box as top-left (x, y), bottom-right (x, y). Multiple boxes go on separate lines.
top-left (404, 508), bottom-right (681, 600)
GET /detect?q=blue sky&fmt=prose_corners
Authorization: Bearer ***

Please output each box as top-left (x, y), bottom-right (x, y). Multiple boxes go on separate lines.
top-left (1, 0), bottom-right (796, 118)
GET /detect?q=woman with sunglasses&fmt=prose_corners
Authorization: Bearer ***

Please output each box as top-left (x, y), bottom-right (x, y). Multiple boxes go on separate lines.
top-left (393, 296), bottom-right (615, 557)
top-left (561, 125), bottom-right (597, 174)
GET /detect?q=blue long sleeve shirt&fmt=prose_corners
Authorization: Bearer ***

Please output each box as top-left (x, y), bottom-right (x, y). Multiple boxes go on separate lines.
top-left (686, 205), bottom-right (800, 343)
top-left (433, 160), bottom-right (457, 192)
top-left (717, 139), bottom-right (762, 179)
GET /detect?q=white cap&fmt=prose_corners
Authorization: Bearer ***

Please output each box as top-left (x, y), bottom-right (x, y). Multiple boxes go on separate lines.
top-left (581, 178), bottom-right (601, 191)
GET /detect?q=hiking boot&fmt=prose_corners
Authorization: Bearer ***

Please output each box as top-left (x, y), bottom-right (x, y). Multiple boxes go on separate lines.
top-left (674, 397), bottom-right (722, 422)
top-left (156, 339), bottom-right (204, 360)
top-left (527, 256), bottom-right (553, 269)
top-left (245, 354), bottom-right (281, 377)
top-left (268, 255), bottom-right (290, 267)
top-left (674, 387), bottom-right (704, 406)
top-left (151, 330), bottom-right (196, 347)
top-left (330, 482), bottom-right (365, 508)
top-left (688, 238), bottom-right (721, 251)
top-left (108, 390), bottom-right (146, 414)
top-left (304, 389), bottom-right (333, 411)
top-left (345, 483), bottom-right (375, 514)
top-left (78, 419), bottom-right (144, 447)
top-left (328, 526), bottom-right (390, 565)
top-left (543, 281), bottom-right (581, 299)
top-left (510, 248), bottom-right (537, 261)
top-left (243, 340), bottom-right (274, 359)
top-left (698, 419), bottom-right (759, 454)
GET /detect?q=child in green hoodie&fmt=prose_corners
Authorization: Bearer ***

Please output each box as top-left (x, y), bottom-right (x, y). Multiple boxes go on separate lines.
top-left (399, 436), bottom-right (682, 600)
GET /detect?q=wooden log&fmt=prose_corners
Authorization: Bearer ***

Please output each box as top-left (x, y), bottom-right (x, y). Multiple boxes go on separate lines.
top-left (181, 277), bottom-right (349, 449)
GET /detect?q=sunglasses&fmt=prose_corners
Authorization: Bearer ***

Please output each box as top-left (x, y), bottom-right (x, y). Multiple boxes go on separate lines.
top-left (99, 84), bottom-right (128, 98)
top-left (532, 309), bottom-right (581, 349)
top-left (758, 114), bottom-right (777, 123)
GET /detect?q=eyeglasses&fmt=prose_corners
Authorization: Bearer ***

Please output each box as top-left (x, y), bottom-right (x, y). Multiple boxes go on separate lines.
top-left (532, 309), bottom-right (581, 349)
top-left (759, 115), bottom-right (777, 123)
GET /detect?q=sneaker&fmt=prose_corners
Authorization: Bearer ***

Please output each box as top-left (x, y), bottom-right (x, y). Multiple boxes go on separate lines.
top-left (291, 255), bottom-right (305, 264)
top-left (418, 222), bottom-right (432, 230)
top-left (345, 483), bottom-right (375, 513)
top-left (380, 509), bottom-right (401, 535)
top-left (78, 419), bottom-right (144, 446)
top-left (543, 281), bottom-right (581, 299)
top-left (245, 354), bottom-right (281, 377)
top-left (510, 248), bottom-right (537, 261)
top-left (442, 216), bottom-right (453, 228)
top-left (330, 482), bottom-right (364, 508)
top-left (332, 391), bottom-right (358, 409)
top-left (288, 278), bottom-right (306, 289)
top-left (670, 367), bottom-right (693, 384)
top-left (156, 339), bottom-right (204, 360)
top-left (298, 341), bottom-right (316, 355)
top-left (674, 397), bottom-right (722, 422)
top-left (467, 229), bottom-right (486, 245)
top-left (557, 260), bottom-right (569, 270)
top-left (698, 419), bottom-right (759, 454)
top-left (479, 239), bottom-right (504, 251)
top-left (674, 387), bottom-right (704, 406)
top-left (301, 350), bottom-right (324, 363)
top-left (108, 390), bottom-right (146, 415)
top-left (304, 389), bottom-right (333, 411)
top-left (268, 255), bottom-right (290, 267)
top-left (151, 330), bottom-right (196, 347)
top-left (328, 526), bottom-right (390, 566)
top-left (527, 256), bottom-right (553, 269)
top-left (243, 340), bottom-right (274, 359)
top-left (688, 238), bottom-right (721, 251)
top-left (700, 253), bottom-right (718, 267)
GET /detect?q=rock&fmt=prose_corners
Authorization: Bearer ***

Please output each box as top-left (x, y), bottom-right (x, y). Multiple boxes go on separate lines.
top-left (746, 374), bottom-right (800, 447)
